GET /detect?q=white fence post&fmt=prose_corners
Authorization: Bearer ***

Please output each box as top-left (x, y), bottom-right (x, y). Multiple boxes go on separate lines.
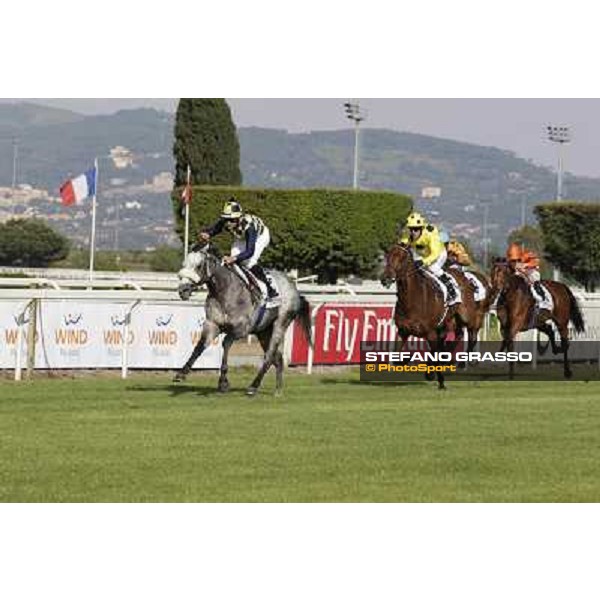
top-left (14, 300), bottom-right (34, 382)
top-left (121, 300), bottom-right (141, 380)
top-left (307, 303), bottom-right (325, 376)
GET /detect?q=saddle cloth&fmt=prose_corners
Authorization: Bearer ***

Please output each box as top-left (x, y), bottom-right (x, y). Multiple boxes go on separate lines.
top-left (233, 265), bottom-right (281, 306)
top-left (463, 272), bottom-right (487, 303)
top-left (421, 269), bottom-right (459, 306)
top-left (531, 282), bottom-right (554, 312)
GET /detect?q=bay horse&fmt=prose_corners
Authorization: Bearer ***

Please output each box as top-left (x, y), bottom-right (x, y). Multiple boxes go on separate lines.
top-left (381, 243), bottom-right (480, 389)
top-left (175, 244), bottom-right (312, 396)
top-left (490, 259), bottom-right (585, 379)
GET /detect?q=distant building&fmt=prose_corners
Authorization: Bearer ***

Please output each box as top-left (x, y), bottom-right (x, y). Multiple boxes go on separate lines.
top-left (110, 146), bottom-right (134, 170)
top-left (421, 186), bottom-right (442, 200)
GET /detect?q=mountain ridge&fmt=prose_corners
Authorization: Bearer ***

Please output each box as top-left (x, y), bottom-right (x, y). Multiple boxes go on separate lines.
top-left (1, 103), bottom-right (599, 252)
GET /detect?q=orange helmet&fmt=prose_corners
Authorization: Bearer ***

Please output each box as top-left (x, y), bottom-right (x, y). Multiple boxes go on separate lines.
top-left (507, 243), bottom-right (523, 261)
top-left (522, 251), bottom-right (540, 268)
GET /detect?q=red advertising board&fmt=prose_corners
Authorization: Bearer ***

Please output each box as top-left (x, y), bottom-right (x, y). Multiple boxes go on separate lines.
top-left (290, 304), bottom-right (397, 365)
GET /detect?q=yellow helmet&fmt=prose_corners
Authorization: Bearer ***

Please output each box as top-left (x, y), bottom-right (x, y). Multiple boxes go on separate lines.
top-left (406, 212), bottom-right (427, 228)
top-left (221, 199), bottom-right (244, 220)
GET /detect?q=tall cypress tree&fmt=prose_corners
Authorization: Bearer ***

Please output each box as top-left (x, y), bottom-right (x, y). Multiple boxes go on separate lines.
top-left (173, 99), bottom-right (242, 187)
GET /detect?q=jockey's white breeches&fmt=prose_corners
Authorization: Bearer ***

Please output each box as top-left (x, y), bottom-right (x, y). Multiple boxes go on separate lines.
top-left (231, 227), bottom-right (270, 269)
top-left (427, 249), bottom-right (448, 276)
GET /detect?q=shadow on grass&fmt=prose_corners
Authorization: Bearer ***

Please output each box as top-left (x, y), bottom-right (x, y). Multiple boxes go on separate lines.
top-left (319, 378), bottom-right (427, 388)
top-left (126, 384), bottom-right (225, 397)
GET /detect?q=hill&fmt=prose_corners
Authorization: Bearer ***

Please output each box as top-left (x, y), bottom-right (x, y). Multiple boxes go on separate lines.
top-left (0, 102), bottom-right (83, 133)
top-left (239, 127), bottom-right (600, 253)
top-left (1, 102), bottom-right (599, 252)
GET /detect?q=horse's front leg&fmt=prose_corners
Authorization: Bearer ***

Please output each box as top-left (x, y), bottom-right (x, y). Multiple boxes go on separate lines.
top-left (173, 321), bottom-right (220, 383)
top-left (218, 332), bottom-right (236, 393)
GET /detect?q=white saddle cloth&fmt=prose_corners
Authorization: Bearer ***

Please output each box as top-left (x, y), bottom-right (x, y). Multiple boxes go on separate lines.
top-left (464, 272), bottom-right (487, 303)
top-left (531, 282), bottom-right (554, 312)
top-left (422, 270), bottom-right (461, 306)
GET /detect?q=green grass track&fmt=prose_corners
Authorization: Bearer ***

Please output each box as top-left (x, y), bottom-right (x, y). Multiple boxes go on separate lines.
top-left (1, 371), bottom-right (599, 502)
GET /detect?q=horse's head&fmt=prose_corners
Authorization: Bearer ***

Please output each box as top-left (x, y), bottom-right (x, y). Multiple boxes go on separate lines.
top-left (177, 243), bottom-right (220, 301)
top-left (490, 257), bottom-right (512, 293)
top-left (381, 243), bottom-right (411, 288)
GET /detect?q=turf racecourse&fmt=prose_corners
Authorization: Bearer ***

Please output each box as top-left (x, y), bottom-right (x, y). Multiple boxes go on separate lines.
top-left (1, 370), bottom-right (599, 503)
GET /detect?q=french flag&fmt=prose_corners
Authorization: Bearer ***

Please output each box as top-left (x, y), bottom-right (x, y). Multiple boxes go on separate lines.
top-left (60, 166), bottom-right (97, 206)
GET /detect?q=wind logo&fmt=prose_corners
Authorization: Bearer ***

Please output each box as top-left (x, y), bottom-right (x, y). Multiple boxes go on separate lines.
top-left (156, 315), bottom-right (173, 328)
top-left (55, 313), bottom-right (88, 346)
top-left (103, 330), bottom-right (135, 346)
top-left (103, 314), bottom-right (135, 346)
top-left (64, 313), bottom-right (83, 326)
top-left (148, 315), bottom-right (177, 346)
top-left (5, 313), bottom-right (26, 345)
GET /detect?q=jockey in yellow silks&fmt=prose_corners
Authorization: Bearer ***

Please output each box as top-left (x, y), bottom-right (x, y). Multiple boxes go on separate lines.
top-left (400, 212), bottom-right (462, 306)
top-left (447, 241), bottom-right (472, 269)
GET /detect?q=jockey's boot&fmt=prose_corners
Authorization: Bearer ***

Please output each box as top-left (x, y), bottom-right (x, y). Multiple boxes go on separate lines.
top-left (251, 265), bottom-right (279, 301)
top-left (439, 273), bottom-right (460, 306)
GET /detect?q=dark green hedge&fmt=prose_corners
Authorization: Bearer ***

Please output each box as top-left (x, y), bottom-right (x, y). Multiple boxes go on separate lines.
top-left (535, 201), bottom-right (600, 292)
top-left (172, 187), bottom-right (412, 281)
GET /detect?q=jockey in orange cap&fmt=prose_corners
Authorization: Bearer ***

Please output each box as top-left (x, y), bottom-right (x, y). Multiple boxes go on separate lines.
top-left (506, 243), bottom-right (550, 309)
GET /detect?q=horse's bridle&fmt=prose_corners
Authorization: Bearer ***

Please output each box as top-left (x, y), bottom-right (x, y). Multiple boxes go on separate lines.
top-left (179, 246), bottom-right (219, 300)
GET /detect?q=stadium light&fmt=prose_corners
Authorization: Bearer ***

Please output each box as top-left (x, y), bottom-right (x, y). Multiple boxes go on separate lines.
top-left (546, 125), bottom-right (572, 202)
top-left (344, 101), bottom-right (367, 190)
top-left (546, 125), bottom-right (572, 280)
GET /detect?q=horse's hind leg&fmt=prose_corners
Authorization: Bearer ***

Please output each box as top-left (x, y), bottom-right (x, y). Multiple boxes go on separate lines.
top-left (218, 333), bottom-right (236, 393)
top-left (248, 321), bottom-right (289, 397)
top-left (174, 321), bottom-right (219, 383)
top-left (557, 322), bottom-right (573, 379)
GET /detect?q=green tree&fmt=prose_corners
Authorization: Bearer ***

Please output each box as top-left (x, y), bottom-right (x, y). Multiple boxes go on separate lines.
top-left (0, 219), bottom-right (70, 267)
top-left (173, 99), bottom-right (242, 187)
top-left (535, 202), bottom-right (600, 292)
top-left (508, 225), bottom-right (552, 278)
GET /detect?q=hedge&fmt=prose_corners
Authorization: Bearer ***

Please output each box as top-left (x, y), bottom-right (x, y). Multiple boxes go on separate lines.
top-left (535, 201), bottom-right (600, 292)
top-left (172, 187), bottom-right (412, 282)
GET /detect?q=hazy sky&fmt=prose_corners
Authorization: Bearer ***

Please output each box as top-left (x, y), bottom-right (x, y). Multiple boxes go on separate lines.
top-left (4, 98), bottom-right (600, 177)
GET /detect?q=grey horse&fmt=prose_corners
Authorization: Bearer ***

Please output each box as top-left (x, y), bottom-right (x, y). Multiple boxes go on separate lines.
top-left (174, 244), bottom-right (312, 396)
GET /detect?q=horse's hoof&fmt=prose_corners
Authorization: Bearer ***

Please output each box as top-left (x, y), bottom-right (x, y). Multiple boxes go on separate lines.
top-left (173, 373), bottom-right (186, 384)
top-left (565, 371), bottom-right (573, 380)
top-left (246, 387), bottom-right (258, 397)
top-left (274, 388), bottom-right (283, 398)
top-left (218, 383), bottom-right (230, 394)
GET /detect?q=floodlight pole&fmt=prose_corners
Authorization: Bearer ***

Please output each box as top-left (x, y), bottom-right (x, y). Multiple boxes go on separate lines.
top-left (483, 203), bottom-right (490, 270)
top-left (353, 122), bottom-right (361, 190)
top-left (547, 126), bottom-right (572, 281)
top-left (344, 101), bottom-right (366, 190)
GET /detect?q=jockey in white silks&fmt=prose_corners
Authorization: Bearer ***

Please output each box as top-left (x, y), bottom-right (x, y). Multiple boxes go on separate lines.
top-left (197, 199), bottom-right (279, 303)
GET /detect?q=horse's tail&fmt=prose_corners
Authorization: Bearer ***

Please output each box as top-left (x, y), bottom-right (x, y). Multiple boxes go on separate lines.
top-left (296, 296), bottom-right (313, 348)
top-left (565, 286), bottom-right (586, 334)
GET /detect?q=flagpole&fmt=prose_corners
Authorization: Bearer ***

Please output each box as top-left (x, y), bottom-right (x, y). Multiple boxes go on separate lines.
top-left (89, 158), bottom-right (99, 282)
top-left (184, 165), bottom-right (191, 261)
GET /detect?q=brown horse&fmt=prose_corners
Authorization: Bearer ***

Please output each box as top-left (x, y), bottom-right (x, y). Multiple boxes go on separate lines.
top-left (490, 259), bottom-right (586, 378)
top-left (381, 243), bottom-right (479, 389)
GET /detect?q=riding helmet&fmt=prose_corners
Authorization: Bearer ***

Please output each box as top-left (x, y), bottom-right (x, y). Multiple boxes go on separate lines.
top-left (221, 199), bottom-right (244, 220)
